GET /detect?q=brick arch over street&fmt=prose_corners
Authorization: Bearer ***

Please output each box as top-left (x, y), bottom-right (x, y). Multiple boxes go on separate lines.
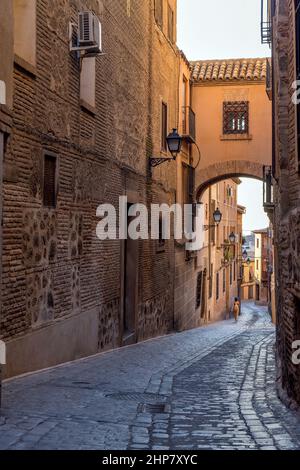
top-left (196, 160), bottom-right (264, 200)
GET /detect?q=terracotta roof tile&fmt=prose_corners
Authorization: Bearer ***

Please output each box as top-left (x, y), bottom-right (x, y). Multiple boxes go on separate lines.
top-left (190, 58), bottom-right (268, 82)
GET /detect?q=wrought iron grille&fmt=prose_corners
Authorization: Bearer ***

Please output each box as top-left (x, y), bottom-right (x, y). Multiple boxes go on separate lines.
top-left (223, 101), bottom-right (249, 135)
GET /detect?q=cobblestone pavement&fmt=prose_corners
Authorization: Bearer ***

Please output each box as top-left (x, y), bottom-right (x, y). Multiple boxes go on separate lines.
top-left (1, 302), bottom-right (300, 450)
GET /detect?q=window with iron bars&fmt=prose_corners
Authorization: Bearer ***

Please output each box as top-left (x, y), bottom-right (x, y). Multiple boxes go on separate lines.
top-left (295, 0), bottom-right (300, 170)
top-left (223, 101), bottom-right (249, 135)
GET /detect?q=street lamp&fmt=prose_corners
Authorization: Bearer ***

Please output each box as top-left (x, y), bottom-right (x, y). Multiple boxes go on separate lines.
top-left (166, 128), bottom-right (183, 158)
top-left (229, 232), bottom-right (236, 244)
top-left (149, 128), bottom-right (183, 168)
top-left (213, 208), bottom-right (222, 225)
top-left (204, 208), bottom-right (222, 231)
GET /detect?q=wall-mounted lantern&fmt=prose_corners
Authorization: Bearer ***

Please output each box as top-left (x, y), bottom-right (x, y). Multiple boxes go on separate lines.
top-left (150, 129), bottom-right (183, 168)
top-left (204, 208), bottom-right (222, 231)
top-left (229, 232), bottom-right (236, 245)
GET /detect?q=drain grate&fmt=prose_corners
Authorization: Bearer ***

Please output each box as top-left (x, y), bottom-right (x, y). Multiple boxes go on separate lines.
top-left (105, 392), bottom-right (167, 403)
top-left (138, 403), bottom-right (170, 414)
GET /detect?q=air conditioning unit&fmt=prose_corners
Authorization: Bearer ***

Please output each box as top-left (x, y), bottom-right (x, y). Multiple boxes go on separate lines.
top-left (69, 12), bottom-right (103, 56)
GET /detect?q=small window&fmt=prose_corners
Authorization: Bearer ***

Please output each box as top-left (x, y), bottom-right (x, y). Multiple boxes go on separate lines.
top-left (158, 215), bottom-right (165, 251)
top-left (196, 271), bottom-right (203, 309)
top-left (256, 260), bottom-right (259, 270)
top-left (223, 101), bottom-right (249, 135)
top-left (230, 263), bottom-right (233, 285)
top-left (80, 57), bottom-right (96, 110)
top-left (161, 102), bottom-right (168, 151)
top-left (257, 238), bottom-right (260, 248)
top-left (234, 261), bottom-right (236, 282)
top-left (168, 4), bottom-right (174, 43)
top-left (209, 263), bottom-right (213, 299)
top-left (155, 0), bottom-right (163, 27)
top-left (216, 272), bottom-right (219, 301)
top-left (43, 154), bottom-right (57, 208)
top-left (223, 269), bottom-right (226, 293)
top-left (13, 0), bottom-right (37, 67)
top-left (126, 0), bottom-right (131, 17)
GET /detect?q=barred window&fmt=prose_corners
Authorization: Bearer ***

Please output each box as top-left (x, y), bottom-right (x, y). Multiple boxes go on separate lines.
top-left (43, 154), bottom-right (57, 208)
top-left (223, 101), bottom-right (249, 135)
top-left (216, 272), bottom-right (219, 301)
top-left (161, 102), bottom-right (168, 151)
top-left (196, 271), bottom-right (203, 309)
top-left (209, 263), bottom-right (213, 299)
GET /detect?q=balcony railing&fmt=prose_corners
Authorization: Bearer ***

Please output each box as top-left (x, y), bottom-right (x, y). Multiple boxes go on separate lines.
top-left (261, 0), bottom-right (272, 45)
top-left (182, 106), bottom-right (196, 143)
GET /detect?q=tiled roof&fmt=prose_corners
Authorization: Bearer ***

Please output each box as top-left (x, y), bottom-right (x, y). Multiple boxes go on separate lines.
top-left (190, 58), bottom-right (268, 82)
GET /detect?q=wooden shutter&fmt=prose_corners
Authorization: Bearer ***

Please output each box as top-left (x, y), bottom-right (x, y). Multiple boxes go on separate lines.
top-left (43, 154), bottom-right (57, 208)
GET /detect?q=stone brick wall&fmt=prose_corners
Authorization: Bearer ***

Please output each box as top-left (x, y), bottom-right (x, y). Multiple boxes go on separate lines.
top-left (273, 0), bottom-right (300, 405)
top-left (1, 0), bottom-right (179, 377)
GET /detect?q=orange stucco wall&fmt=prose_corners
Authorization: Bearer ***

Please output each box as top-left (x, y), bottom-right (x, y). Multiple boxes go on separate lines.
top-left (192, 82), bottom-right (272, 185)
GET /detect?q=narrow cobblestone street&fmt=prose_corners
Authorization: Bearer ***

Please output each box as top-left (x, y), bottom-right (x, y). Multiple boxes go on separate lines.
top-left (0, 303), bottom-right (299, 450)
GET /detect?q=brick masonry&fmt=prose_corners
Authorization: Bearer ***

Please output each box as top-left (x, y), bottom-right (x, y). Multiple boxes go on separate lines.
top-left (0, 0), bottom-right (179, 377)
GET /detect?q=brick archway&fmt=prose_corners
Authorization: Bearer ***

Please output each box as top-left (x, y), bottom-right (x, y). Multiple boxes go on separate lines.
top-left (196, 160), bottom-right (264, 200)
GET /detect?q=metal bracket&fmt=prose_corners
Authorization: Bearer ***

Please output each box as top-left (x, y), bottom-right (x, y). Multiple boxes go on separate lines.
top-left (149, 157), bottom-right (175, 168)
top-left (203, 224), bottom-right (217, 231)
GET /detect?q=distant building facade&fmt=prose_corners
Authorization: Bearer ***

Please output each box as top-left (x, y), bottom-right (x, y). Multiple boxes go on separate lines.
top-left (195, 179), bottom-right (241, 323)
top-left (253, 229), bottom-right (270, 304)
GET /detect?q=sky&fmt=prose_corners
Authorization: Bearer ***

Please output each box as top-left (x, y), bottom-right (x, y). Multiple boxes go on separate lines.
top-left (177, 0), bottom-right (270, 232)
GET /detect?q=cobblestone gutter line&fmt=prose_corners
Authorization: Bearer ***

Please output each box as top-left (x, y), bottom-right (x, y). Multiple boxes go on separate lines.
top-left (238, 333), bottom-right (298, 450)
top-left (128, 317), bottom-right (258, 450)
top-left (128, 317), bottom-right (300, 451)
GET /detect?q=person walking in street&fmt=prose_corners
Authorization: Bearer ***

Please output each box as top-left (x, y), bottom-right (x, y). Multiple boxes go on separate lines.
top-left (233, 298), bottom-right (240, 322)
